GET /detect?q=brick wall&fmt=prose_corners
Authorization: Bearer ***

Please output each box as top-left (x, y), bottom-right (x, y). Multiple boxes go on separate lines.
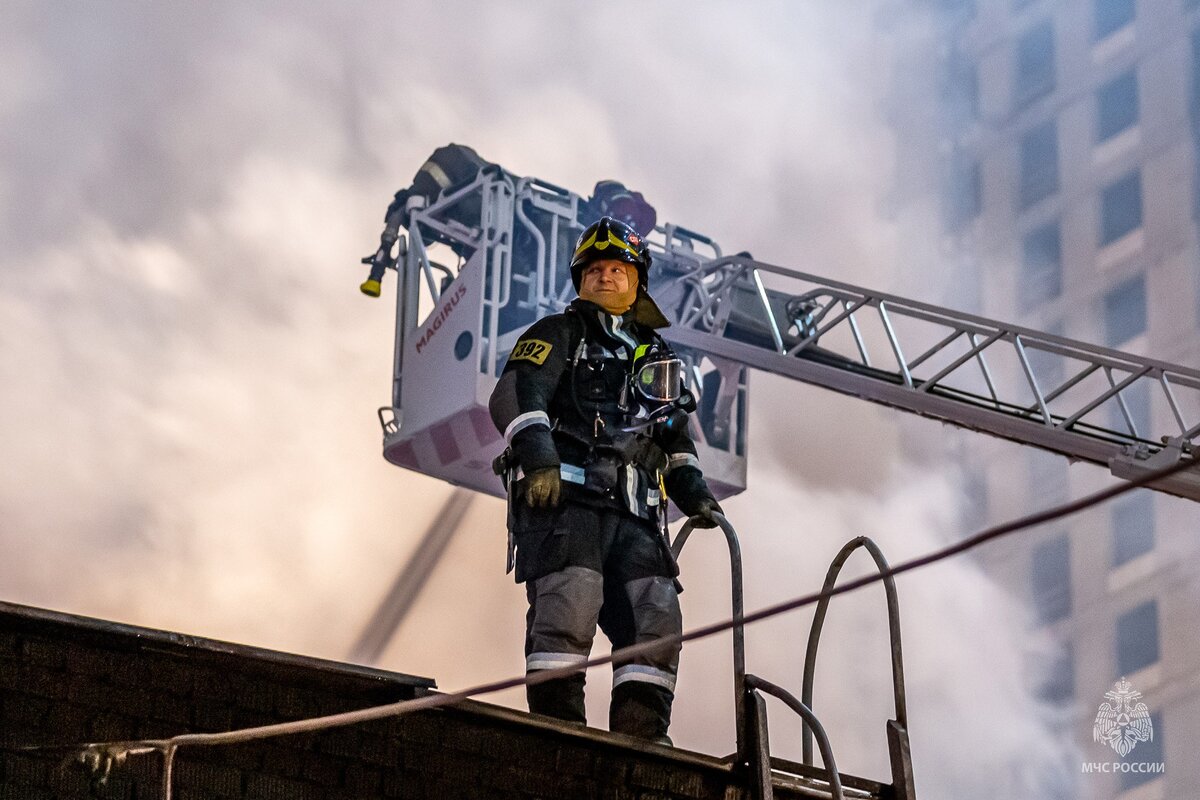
top-left (0, 602), bottom-right (876, 800)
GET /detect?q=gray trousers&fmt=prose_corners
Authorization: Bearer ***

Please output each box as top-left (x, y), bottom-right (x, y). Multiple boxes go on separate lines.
top-left (522, 505), bottom-right (682, 739)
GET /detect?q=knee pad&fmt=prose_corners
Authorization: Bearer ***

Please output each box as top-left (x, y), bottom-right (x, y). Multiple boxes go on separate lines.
top-left (526, 566), bottom-right (604, 670)
top-left (624, 575), bottom-right (683, 668)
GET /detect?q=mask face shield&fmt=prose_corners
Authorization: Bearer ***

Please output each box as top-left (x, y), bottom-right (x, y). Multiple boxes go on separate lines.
top-left (633, 356), bottom-right (683, 404)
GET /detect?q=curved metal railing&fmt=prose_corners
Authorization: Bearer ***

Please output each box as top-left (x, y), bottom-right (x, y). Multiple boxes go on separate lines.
top-left (674, 518), bottom-right (914, 800)
top-left (801, 537), bottom-right (907, 765)
top-left (801, 536), bottom-right (916, 800)
top-left (746, 675), bottom-right (846, 800)
top-left (672, 512), bottom-right (746, 756)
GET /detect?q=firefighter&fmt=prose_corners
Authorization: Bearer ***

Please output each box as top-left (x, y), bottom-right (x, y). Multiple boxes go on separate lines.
top-left (586, 179), bottom-right (657, 236)
top-left (360, 144), bottom-right (496, 297)
top-left (488, 216), bottom-right (722, 743)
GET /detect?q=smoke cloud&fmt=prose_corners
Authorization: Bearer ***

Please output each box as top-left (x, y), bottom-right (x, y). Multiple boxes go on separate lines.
top-left (2, 2), bottom-right (1077, 795)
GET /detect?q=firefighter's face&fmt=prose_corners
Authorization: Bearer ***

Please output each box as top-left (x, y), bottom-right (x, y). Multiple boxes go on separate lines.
top-left (579, 259), bottom-right (638, 313)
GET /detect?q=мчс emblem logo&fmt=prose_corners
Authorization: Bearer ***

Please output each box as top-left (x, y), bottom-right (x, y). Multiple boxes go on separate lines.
top-left (1093, 678), bottom-right (1153, 757)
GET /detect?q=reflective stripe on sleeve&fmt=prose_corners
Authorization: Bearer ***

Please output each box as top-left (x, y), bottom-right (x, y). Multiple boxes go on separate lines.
top-left (514, 463), bottom-right (585, 484)
top-left (504, 410), bottom-right (551, 445)
top-left (665, 452), bottom-right (700, 474)
top-left (623, 465), bottom-right (638, 511)
top-left (612, 664), bottom-right (677, 692)
top-left (420, 159), bottom-right (453, 190)
top-left (526, 652), bottom-right (589, 673)
top-left (560, 464), bottom-right (586, 485)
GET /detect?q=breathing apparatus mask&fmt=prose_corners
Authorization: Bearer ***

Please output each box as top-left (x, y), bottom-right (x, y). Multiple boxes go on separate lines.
top-left (624, 344), bottom-right (695, 431)
top-left (633, 349), bottom-right (682, 404)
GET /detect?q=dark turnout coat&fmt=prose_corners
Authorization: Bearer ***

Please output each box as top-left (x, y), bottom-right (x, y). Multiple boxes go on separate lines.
top-left (489, 297), bottom-right (716, 568)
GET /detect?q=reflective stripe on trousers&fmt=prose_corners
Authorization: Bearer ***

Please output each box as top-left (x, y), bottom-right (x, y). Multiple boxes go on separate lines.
top-left (525, 570), bottom-right (681, 682)
top-left (612, 664), bottom-right (677, 692)
top-left (525, 566), bottom-right (603, 673)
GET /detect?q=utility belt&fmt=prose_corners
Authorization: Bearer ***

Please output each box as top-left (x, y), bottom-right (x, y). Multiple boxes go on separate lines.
top-left (556, 418), bottom-right (668, 476)
top-left (491, 454), bottom-right (663, 504)
top-left (492, 421), bottom-right (668, 491)
top-left (492, 422), bottom-right (675, 578)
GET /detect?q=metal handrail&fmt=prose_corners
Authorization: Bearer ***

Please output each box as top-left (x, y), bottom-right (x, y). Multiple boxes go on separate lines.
top-left (671, 522), bottom-right (912, 800)
top-left (801, 537), bottom-right (907, 766)
top-left (672, 511), bottom-right (746, 759)
top-left (746, 675), bottom-right (846, 800)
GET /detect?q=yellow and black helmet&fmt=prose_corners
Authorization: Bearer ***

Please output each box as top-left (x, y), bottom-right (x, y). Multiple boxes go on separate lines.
top-left (569, 216), bottom-right (652, 291)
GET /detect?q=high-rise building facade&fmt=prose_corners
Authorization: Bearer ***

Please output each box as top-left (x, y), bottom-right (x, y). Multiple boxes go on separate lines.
top-left (882, 1), bottom-right (1200, 797)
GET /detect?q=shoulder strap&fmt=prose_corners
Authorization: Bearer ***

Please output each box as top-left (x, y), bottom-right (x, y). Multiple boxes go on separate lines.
top-left (562, 305), bottom-right (588, 363)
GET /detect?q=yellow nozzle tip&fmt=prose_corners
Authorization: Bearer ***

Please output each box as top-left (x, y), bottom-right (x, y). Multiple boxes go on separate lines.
top-left (360, 279), bottom-right (381, 298)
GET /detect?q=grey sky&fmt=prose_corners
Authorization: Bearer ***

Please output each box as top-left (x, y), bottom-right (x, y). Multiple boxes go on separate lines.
top-left (1, 3), bottom-right (1076, 795)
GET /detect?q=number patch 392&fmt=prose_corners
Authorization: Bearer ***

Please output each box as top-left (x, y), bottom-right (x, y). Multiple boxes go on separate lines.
top-left (510, 338), bottom-right (552, 365)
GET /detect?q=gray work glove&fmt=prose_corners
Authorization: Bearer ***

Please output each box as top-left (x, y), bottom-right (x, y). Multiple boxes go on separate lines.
top-left (524, 467), bottom-right (562, 508)
top-left (689, 498), bottom-right (722, 529)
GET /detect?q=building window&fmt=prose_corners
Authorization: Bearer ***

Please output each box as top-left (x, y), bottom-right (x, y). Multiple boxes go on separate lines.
top-left (1116, 600), bottom-right (1159, 676)
top-left (1103, 274), bottom-right (1147, 346)
top-left (1032, 533), bottom-right (1071, 624)
top-left (1094, 0), bottom-right (1134, 41)
top-left (1019, 221), bottom-right (1062, 310)
top-left (1109, 375), bottom-right (1150, 437)
top-left (1120, 712), bottom-right (1164, 790)
top-left (1096, 69), bottom-right (1138, 142)
top-left (1193, 28), bottom-right (1200, 113)
top-left (1035, 641), bottom-right (1075, 705)
top-left (1016, 20), bottom-right (1056, 107)
top-left (960, 466), bottom-right (988, 535)
top-left (944, 156), bottom-right (982, 232)
top-left (1029, 450), bottom-right (1068, 508)
top-left (1191, 30), bottom-right (1200, 221)
top-left (1193, 28), bottom-right (1200, 118)
top-left (1019, 120), bottom-right (1059, 208)
top-left (1112, 491), bottom-right (1154, 566)
top-left (1025, 321), bottom-right (1065, 389)
top-left (937, 0), bottom-right (977, 20)
top-left (947, 255), bottom-right (982, 314)
top-left (942, 50), bottom-right (980, 131)
top-left (1100, 169), bottom-right (1142, 245)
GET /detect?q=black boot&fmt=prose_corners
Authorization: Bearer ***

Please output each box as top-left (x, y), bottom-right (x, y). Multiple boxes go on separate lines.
top-left (527, 673), bottom-right (587, 724)
top-left (610, 682), bottom-right (673, 743)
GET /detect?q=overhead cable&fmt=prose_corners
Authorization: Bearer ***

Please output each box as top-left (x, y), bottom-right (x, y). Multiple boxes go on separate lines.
top-left (22, 454), bottom-right (1198, 799)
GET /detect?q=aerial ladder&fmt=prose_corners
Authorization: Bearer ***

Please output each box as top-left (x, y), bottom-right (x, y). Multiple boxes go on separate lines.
top-left (352, 161), bottom-right (1200, 800)
top-left (365, 166), bottom-right (1199, 504)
